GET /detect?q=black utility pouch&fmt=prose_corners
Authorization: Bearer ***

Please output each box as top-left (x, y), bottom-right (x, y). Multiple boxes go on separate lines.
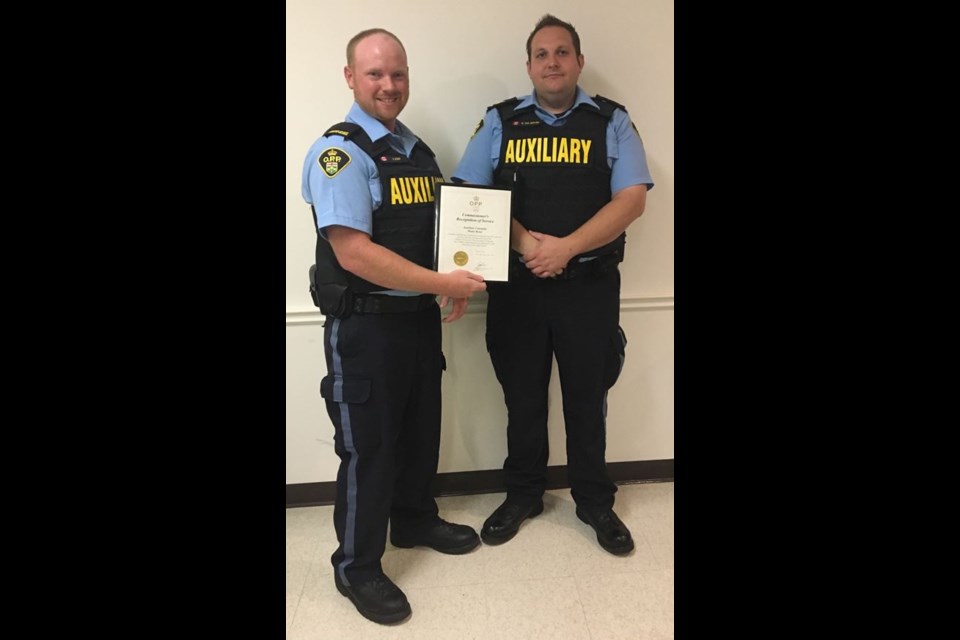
top-left (308, 264), bottom-right (322, 308)
top-left (309, 265), bottom-right (353, 318)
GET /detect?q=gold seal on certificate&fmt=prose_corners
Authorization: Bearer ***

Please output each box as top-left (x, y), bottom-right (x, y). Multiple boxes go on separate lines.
top-left (434, 183), bottom-right (512, 282)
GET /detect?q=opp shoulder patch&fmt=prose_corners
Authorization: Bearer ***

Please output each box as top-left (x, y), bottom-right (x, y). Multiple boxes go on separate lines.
top-left (317, 147), bottom-right (352, 178)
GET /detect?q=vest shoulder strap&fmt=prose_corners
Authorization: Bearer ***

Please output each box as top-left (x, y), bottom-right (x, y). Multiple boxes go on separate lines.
top-left (322, 122), bottom-right (375, 154)
top-left (413, 138), bottom-right (436, 158)
top-left (592, 94), bottom-right (627, 118)
top-left (488, 97), bottom-right (527, 120)
top-left (323, 121), bottom-right (435, 160)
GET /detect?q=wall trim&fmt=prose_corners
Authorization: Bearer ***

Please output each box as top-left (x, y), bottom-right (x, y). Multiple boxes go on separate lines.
top-left (286, 459), bottom-right (674, 508)
top-left (286, 295), bottom-right (674, 326)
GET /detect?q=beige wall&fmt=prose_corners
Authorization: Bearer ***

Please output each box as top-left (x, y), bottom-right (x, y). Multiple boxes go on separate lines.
top-left (286, 0), bottom-right (674, 485)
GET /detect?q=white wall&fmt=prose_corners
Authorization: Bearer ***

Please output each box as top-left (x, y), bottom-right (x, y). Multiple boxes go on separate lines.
top-left (286, 0), bottom-right (674, 485)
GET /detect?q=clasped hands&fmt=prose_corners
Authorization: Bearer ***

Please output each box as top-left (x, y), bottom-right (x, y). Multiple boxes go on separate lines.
top-left (520, 231), bottom-right (574, 278)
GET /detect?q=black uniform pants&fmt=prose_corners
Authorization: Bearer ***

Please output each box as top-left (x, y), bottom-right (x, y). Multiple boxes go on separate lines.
top-left (320, 303), bottom-right (443, 586)
top-left (486, 267), bottom-right (625, 512)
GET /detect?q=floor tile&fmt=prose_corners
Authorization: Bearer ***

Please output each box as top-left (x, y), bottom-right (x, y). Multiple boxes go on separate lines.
top-left (286, 481), bottom-right (673, 639)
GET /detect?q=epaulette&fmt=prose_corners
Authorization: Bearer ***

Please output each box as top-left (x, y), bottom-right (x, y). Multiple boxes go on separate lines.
top-left (323, 122), bottom-right (363, 140)
top-left (592, 94), bottom-right (628, 117)
top-left (322, 121), bottom-right (373, 154)
top-left (487, 96), bottom-right (522, 113)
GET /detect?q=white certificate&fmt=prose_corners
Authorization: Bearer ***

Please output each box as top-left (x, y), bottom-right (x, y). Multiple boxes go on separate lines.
top-left (434, 183), bottom-right (512, 282)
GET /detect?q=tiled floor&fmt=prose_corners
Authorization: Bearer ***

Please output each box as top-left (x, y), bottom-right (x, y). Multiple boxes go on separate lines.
top-left (286, 481), bottom-right (673, 639)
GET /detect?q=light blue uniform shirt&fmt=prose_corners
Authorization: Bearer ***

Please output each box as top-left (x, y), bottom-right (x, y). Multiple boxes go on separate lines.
top-left (301, 103), bottom-right (430, 295)
top-left (302, 102), bottom-right (426, 238)
top-left (452, 87), bottom-right (654, 194)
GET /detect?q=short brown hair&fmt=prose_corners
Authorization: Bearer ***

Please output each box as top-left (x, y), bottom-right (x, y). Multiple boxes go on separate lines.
top-left (346, 28), bottom-right (406, 66)
top-left (525, 15), bottom-right (581, 60)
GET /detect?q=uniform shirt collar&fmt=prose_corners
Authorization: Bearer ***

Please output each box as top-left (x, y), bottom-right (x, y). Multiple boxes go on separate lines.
top-left (345, 102), bottom-right (417, 154)
top-left (518, 87), bottom-right (597, 122)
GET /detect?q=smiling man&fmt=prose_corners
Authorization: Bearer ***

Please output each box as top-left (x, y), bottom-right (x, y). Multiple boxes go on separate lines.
top-left (452, 14), bottom-right (655, 557)
top-left (301, 28), bottom-right (486, 625)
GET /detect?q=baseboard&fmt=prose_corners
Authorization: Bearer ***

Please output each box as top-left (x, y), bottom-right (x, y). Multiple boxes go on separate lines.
top-left (286, 459), bottom-right (673, 508)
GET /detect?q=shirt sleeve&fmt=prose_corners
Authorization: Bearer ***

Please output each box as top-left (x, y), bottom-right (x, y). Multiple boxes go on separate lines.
top-left (451, 109), bottom-right (501, 185)
top-left (607, 109), bottom-right (655, 195)
top-left (301, 137), bottom-right (380, 237)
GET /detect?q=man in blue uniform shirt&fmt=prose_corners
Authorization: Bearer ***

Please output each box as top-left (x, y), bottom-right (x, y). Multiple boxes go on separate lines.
top-left (301, 28), bottom-right (486, 625)
top-left (452, 14), bottom-right (654, 556)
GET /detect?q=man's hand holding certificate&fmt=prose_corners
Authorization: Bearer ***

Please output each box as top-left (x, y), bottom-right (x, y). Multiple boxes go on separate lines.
top-left (434, 183), bottom-right (512, 282)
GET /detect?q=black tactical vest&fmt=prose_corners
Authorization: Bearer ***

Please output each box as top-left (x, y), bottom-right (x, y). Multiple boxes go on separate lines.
top-left (312, 122), bottom-right (443, 294)
top-left (492, 96), bottom-right (624, 258)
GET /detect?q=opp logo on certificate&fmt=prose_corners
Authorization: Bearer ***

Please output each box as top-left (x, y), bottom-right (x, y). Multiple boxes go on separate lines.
top-left (434, 183), bottom-right (512, 282)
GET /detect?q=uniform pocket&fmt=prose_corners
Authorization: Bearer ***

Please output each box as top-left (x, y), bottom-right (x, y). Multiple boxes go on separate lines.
top-left (319, 375), bottom-right (371, 404)
top-left (604, 326), bottom-right (628, 389)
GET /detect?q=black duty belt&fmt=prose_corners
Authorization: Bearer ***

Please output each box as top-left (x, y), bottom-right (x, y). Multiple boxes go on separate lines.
top-left (351, 293), bottom-right (436, 315)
